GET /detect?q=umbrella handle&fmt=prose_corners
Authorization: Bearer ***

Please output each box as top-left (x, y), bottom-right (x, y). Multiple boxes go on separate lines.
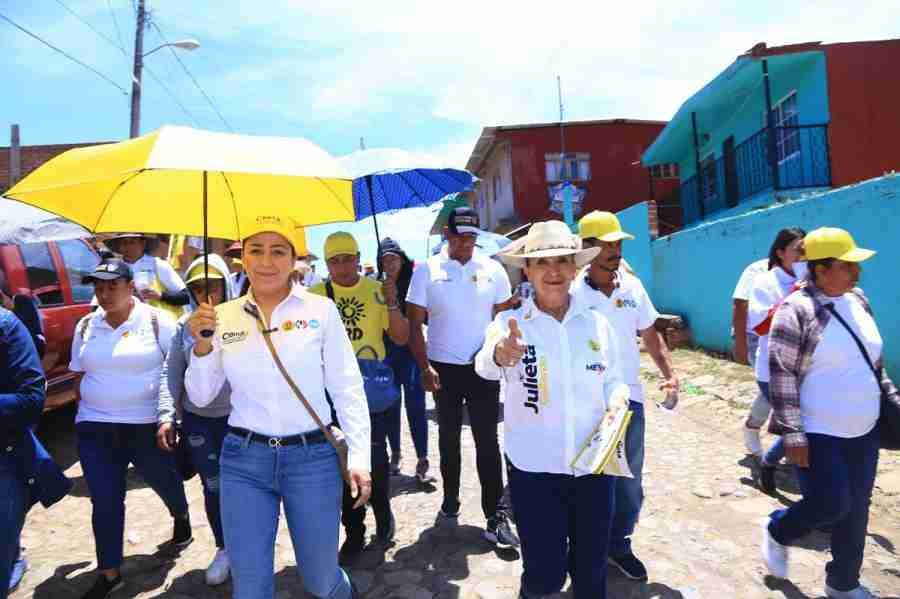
top-left (200, 170), bottom-right (214, 339)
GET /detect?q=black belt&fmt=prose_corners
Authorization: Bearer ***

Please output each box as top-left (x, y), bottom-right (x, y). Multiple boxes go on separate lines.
top-left (228, 426), bottom-right (327, 447)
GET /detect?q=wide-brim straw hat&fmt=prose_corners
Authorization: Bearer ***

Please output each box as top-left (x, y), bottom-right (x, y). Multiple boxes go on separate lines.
top-left (498, 220), bottom-right (601, 269)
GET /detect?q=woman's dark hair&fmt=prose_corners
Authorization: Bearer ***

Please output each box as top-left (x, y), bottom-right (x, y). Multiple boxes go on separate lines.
top-left (808, 258), bottom-right (836, 283)
top-left (768, 228), bottom-right (807, 270)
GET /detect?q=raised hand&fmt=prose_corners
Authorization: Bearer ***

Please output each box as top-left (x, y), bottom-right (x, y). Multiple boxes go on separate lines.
top-left (494, 318), bottom-right (527, 368)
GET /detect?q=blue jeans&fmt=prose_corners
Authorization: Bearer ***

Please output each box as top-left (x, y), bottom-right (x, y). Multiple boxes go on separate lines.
top-left (220, 431), bottom-right (352, 599)
top-left (768, 427), bottom-right (880, 592)
top-left (610, 399), bottom-right (644, 557)
top-left (76, 422), bottom-right (189, 569)
top-left (749, 381), bottom-right (786, 465)
top-left (0, 456), bottom-right (27, 599)
top-left (181, 412), bottom-right (229, 548)
top-left (507, 459), bottom-right (615, 599)
top-left (385, 345), bottom-right (428, 459)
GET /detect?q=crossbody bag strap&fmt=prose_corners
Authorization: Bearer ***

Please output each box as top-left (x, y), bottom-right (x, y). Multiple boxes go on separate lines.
top-left (253, 318), bottom-right (342, 448)
top-left (824, 303), bottom-right (882, 385)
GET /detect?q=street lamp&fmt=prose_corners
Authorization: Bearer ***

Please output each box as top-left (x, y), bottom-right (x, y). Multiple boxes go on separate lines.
top-left (129, 0), bottom-right (200, 138)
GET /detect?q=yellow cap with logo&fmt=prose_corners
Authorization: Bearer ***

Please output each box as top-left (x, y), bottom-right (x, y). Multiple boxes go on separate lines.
top-left (184, 262), bottom-right (225, 286)
top-left (804, 227), bottom-right (875, 262)
top-left (578, 211), bottom-right (635, 242)
top-left (241, 215), bottom-right (307, 257)
top-left (324, 231), bottom-right (359, 260)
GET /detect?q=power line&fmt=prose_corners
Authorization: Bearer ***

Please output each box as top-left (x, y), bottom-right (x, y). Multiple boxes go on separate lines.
top-left (149, 18), bottom-right (234, 132)
top-left (51, 0), bottom-right (199, 126)
top-left (107, 0), bottom-right (128, 55)
top-left (0, 10), bottom-right (128, 94)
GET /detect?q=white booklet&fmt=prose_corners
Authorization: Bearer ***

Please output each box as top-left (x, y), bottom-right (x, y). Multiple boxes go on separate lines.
top-left (571, 404), bottom-right (633, 478)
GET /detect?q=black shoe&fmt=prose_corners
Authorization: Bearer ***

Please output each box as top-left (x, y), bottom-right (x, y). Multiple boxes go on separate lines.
top-left (172, 514), bottom-right (193, 547)
top-left (339, 534), bottom-right (365, 566)
top-left (609, 552), bottom-right (648, 581)
top-left (484, 514), bottom-right (520, 548)
top-left (81, 574), bottom-right (124, 599)
top-left (435, 507), bottom-right (460, 527)
top-left (759, 463), bottom-right (777, 495)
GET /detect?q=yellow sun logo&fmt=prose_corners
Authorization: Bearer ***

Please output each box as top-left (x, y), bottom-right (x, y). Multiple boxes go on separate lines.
top-left (282, 320), bottom-right (294, 332)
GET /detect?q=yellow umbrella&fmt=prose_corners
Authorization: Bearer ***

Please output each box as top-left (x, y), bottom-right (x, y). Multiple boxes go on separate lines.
top-left (4, 125), bottom-right (355, 238)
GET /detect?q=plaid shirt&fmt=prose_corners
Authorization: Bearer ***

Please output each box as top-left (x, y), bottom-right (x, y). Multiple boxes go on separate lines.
top-left (768, 279), bottom-right (900, 448)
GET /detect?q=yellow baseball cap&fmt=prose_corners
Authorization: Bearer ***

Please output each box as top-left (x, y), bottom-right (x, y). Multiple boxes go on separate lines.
top-left (804, 227), bottom-right (875, 262)
top-left (184, 261), bottom-right (225, 286)
top-left (578, 211), bottom-right (635, 242)
top-left (324, 231), bottom-right (359, 260)
top-left (241, 215), bottom-right (308, 256)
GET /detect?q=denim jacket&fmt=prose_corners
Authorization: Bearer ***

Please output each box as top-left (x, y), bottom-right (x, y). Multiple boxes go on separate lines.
top-left (1, 308), bottom-right (72, 507)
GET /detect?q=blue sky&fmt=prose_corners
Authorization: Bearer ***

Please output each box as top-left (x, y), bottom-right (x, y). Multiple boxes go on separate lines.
top-left (2, 1), bottom-right (897, 264)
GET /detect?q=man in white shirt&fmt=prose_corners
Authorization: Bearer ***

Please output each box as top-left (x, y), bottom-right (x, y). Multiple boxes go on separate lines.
top-left (406, 206), bottom-right (519, 548)
top-left (106, 233), bottom-right (190, 320)
top-left (572, 211), bottom-right (679, 582)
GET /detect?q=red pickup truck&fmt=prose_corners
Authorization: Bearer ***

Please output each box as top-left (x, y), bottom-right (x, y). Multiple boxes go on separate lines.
top-left (0, 239), bottom-right (99, 410)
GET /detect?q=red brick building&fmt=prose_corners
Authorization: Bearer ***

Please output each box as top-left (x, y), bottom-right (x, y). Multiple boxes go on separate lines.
top-left (465, 119), bottom-right (679, 233)
top-left (2, 140), bottom-right (110, 193)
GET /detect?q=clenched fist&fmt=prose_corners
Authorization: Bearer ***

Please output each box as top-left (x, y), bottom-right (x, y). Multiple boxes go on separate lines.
top-left (188, 301), bottom-right (217, 356)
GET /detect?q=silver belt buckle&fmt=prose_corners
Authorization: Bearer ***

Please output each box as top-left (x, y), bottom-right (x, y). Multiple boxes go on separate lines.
top-left (268, 436), bottom-right (282, 448)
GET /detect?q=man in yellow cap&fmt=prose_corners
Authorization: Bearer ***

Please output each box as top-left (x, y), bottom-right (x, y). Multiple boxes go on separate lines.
top-left (309, 231), bottom-right (409, 564)
top-left (572, 210), bottom-right (679, 582)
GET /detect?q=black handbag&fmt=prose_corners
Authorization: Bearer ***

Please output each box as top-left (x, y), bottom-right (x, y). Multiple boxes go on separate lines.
top-left (825, 304), bottom-right (900, 450)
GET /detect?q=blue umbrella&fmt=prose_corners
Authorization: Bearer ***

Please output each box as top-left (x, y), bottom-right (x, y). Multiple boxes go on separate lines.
top-left (352, 168), bottom-right (477, 261)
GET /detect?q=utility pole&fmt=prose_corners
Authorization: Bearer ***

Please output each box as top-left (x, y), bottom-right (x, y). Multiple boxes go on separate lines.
top-left (130, 0), bottom-right (147, 138)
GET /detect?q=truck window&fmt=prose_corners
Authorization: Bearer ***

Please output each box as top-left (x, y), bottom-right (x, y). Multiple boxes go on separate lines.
top-left (20, 242), bottom-right (63, 306)
top-left (57, 239), bottom-right (100, 304)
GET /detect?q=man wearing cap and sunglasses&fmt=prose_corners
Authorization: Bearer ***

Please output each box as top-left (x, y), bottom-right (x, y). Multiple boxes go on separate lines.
top-left (572, 211), bottom-right (679, 582)
top-left (406, 205), bottom-right (520, 548)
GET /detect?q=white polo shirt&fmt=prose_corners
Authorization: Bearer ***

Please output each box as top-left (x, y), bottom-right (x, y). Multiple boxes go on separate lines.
top-left (747, 264), bottom-right (807, 383)
top-left (185, 286), bottom-right (371, 471)
top-left (70, 300), bottom-right (176, 424)
top-left (406, 248), bottom-right (512, 365)
top-left (571, 270), bottom-right (659, 402)
top-left (475, 296), bottom-right (628, 476)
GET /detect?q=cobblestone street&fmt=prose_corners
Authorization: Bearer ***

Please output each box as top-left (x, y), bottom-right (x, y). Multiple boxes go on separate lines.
top-left (12, 349), bottom-right (900, 598)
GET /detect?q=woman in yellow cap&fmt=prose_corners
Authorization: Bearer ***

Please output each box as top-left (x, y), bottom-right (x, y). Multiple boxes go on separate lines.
top-left (156, 253), bottom-right (235, 586)
top-left (762, 227), bottom-right (900, 599)
top-left (185, 217), bottom-right (370, 599)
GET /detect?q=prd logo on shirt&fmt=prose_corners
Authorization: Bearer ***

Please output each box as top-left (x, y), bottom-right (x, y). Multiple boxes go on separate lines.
top-left (588, 339), bottom-right (602, 352)
top-left (222, 330), bottom-right (249, 345)
top-left (336, 296), bottom-right (366, 340)
top-left (615, 298), bottom-right (638, 309)
top-left (522, 345), bottom-right (550, 414)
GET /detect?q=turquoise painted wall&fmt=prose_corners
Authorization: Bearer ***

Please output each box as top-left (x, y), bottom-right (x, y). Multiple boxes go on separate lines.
top-left (649, 174), bottom-right (900, 375)
top-left (678, 53), bottom-right (830, 183)
top-left (616, 201), bottom-right (652, 290)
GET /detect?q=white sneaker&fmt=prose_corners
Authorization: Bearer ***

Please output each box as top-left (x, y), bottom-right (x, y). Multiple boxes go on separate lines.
top-left (744, 426), bottom-right (763, 456)
top-left (761, 519), bottom-right (789, 579)
top-left (205, 548), bottom-right (231, 586)
top-left (825, 584), bottom-right (877, 599)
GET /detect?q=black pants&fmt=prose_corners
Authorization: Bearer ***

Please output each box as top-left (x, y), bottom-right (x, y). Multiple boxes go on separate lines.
top-left (342, 409), bottom-right (391, 541)
top-left (431, 361), bottom-right (504, 520)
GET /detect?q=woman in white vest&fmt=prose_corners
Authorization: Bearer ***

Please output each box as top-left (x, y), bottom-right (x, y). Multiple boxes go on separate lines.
top-left (475, 220), bottom-right (629, 599)
top-left (185, 217), bottom-right (370, 599)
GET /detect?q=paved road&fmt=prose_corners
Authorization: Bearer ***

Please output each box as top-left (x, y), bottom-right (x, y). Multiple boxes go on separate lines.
top-left (12, 349), bottom-right (900, 598)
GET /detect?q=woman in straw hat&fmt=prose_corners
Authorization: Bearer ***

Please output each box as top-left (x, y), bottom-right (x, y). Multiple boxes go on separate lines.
top-left (762, 227), bottom-right (900, 599)
top-left (474, 220), bottom-right (630, 599)
top-left (185, 217), bottom-right (369, 599)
